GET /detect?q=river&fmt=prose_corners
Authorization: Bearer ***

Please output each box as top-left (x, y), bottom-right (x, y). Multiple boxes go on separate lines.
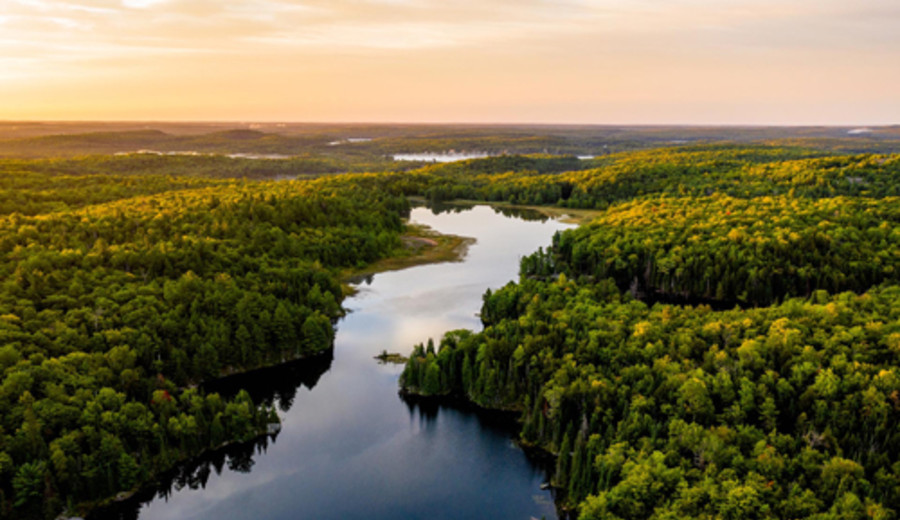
top-left (95, 204), bottom-right (574, 520)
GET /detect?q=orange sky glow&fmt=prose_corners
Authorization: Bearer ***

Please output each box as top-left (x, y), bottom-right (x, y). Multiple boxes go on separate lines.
top-left (2, 0), bottom-right (899, 124)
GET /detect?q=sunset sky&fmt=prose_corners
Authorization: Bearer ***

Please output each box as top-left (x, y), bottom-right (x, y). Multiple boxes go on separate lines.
top-left (2, 0), bottom-right (899, 124)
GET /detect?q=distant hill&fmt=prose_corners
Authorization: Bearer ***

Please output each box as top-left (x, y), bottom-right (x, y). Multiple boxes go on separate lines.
top-left (0, 123), bottom-right (898, 159)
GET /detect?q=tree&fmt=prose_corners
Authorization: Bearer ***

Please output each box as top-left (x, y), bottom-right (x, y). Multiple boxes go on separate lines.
top-left (300, 312), bottom-right (332, 355)
top-left (13, 461), bottom-right (46, 510)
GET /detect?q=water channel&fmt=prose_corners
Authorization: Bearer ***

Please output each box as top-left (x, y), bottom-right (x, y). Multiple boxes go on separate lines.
top-left (97, 204), bottom-right (575, 520)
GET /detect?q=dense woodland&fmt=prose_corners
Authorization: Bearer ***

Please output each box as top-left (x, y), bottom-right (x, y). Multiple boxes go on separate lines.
top-left (401, 145), bottom-right (900, 519)
top-left (524, 195), bottom-right (900, 306)
top-left (3, 129), bottom-right (900, 519)
top-left (0, 170), bottom-right (406, 518)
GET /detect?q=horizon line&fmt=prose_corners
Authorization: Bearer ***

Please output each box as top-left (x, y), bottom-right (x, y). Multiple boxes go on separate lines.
top-left (1, 119), bottom-right (898, 129)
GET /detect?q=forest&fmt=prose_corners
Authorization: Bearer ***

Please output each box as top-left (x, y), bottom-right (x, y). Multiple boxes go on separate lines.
top-left (0, 167), bottom-right (408, 518)
top-left (400, 145), bottom-right (900, 519)
top-left (2, 126), bottom-right (900, 519)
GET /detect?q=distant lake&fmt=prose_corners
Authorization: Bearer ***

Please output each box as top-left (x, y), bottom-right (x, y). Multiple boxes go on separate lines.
top-left (328, 137), bottom-right (374, 145)
top-left (392, 152), bottom-right (493, 162)
top-left (394, 152), bottom-right (601, 162)
top-left (114, 150), bottom-right (293, 160)
top-left (94, 204), bottom-right (574, 520)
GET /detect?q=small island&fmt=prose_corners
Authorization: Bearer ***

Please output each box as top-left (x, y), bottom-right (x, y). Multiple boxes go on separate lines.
top-left (374, 350), bottom-right (409, 364)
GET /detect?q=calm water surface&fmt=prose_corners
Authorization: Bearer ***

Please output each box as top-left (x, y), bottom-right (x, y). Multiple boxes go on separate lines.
top-left (392, 152), bottom-right (493, 162)
top-left (106, 205), bottom-right (573, 520)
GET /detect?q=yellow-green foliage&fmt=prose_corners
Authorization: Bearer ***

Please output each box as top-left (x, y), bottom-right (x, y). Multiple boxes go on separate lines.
top-left (0, 171), bottom-right (407, 517)
top-left (391, 146), bottom-right (899, 206)
top-left (3, 142), bottom-right (900, 518)
top-left (528, 194), bottom-right (900, 305)
top-left (400, 146), bottom-right (900, 519)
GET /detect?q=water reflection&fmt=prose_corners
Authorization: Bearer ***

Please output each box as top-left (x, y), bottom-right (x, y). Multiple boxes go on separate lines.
top-left (203, 350), bottom-right (334, 411)
top-left (401, 393), bottom-right (523, 437)
top-left (94, 437), bottom-right (280, 520)
top-left (489, 205), bottom-right (550, 222)
top-left (425, 200), bottom-right (550, 222)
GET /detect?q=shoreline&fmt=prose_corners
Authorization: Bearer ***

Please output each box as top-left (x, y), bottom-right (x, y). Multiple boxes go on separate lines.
top-left (342, 198), bottom-right (587, 293)
top-left (340, 221), bottom-right (475, 294)
top-left (81, 429), bottom-right (280, 519)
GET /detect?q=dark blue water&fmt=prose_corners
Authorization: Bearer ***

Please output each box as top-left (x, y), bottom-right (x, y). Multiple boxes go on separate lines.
top-left (110, 205), bottom-right (573, 520)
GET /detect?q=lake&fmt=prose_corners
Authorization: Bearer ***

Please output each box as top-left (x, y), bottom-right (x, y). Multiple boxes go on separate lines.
top-left (94, 204), bottom-right (574, 520)
top-left (392, 152), bottom-right (493, 162)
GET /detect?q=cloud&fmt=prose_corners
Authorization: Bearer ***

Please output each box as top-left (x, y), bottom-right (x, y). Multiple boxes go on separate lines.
top-left (122, 0), bottom-right (169, 8)
top-left (5, 0), bottom-right (898, 59)
top-left (2, 0), bottom-right (898, 122)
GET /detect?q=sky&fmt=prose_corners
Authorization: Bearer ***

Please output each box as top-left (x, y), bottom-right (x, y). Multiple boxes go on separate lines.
top-left (1, 0), bottom-right (899, 124)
